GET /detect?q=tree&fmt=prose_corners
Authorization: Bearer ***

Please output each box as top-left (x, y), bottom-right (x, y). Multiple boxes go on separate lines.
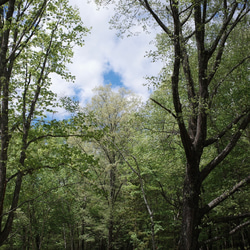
top-left (0, 0), bottom-right (88, 245)
top-left (70, 85), bottom-right (142, 249)
top-left (3, 148), bottom-right (88, 250)
top-left (133, 89), bottom-right (185, 248)
top-left (95, 1), bottom-right (250, 249)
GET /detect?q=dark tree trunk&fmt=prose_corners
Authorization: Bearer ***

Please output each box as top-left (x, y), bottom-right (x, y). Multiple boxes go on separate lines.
top-left (179, 161), bottom-right (201, 250)
top-left (0, 0), bottom-right (17, 245)
top-left (108, 218), bottom-right (114, 250)
top-left (136, 0), bottom-right (250, 249)
top-left (79, 220), bottom-right (85, 250)
top-left (0, 171), bottom-right (23, 245)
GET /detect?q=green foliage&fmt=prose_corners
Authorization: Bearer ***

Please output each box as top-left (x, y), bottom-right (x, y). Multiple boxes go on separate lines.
top-left (0, 0), bottom-right (90, 246)
top-left (2, 1), bottom-right (250, 249)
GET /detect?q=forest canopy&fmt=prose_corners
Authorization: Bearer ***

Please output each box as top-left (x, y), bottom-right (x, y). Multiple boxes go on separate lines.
top-left (0, 0), bottom-right (249, 249)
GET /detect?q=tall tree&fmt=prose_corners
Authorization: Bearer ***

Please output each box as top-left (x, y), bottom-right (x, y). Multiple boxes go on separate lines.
top-left (70, 85), bottom-right (141, 249)
top-left (95, 0), bottom-right (250, 249)
top-left (0, 0), bottom-right (87, 245)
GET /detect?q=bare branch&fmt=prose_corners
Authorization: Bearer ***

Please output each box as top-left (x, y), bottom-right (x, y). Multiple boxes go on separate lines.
top-left (184, 31), bottom-right (195, 41)
top-left (200, 175), bottom-right (250, 216)
top-left (139, 0), bottom-right (174, 40)
top-left (150, 98), bottom-right (177, 119)
top-left (180, 44), bottom-right (197, 139)
top-left (0, 181), bottom-right (83, 218)
top-left (229, 220), bottom-right (250, 235)
top-left (201, 112), bottom-right (250, 181)
top-left (202, 220), bottom-right (250, 245)
top-left (27, 133), bottom-right (89, 147)
top-left (180, 7), bottom-right (193, 26)
top-left (210, 55), bottom-right (250, 103)
top-left (111, 142), bottom-right (139, 176)
top-left (207, 2), bottom-right (249, 83)
top-left (208, 2), bottom-right (238, 57)
top-left (154, 176), bottom-right (178, 208)
top-left (208, 213), bottom-right (250, 224)
top-left (179, 2), bottom-right (194, 16)
top-left (204, 9), bottom-right (218, 25)
top-left (6, 165), bottom-right (59, 183)
top-left (7, 0), bottom-right (48, 61)
top-left (26, 20), bottom-right (59, 128)
top-left (204, 110), bottom-right (249, 147)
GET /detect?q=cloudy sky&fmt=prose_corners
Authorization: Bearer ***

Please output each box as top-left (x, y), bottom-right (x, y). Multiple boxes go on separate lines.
top-left (50, 0), bottom-right (164, 116)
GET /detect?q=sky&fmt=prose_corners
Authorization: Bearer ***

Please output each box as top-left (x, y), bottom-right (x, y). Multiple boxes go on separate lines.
top-left (50, 0), bottom-right (164, 117)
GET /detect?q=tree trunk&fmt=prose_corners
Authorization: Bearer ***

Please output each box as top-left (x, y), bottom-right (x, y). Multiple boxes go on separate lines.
top-left (79, 220), bottom-right (85, 250)
top-left (0, 171), bottom-right (23, 245)
top-left (108, 218), bottom-right (113, 250)
top-left (179, 161), bottom-right (201, 250)
top-left (108, 164), bottom-right (116, 250)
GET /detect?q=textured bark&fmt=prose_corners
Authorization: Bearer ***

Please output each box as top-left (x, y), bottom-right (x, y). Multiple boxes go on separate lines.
top-left (139, 0), bottom-right (250, 249)
top-left (0, 0), bottom-right (16, 243)
top-left (178, 159), bottom-right (201, 250)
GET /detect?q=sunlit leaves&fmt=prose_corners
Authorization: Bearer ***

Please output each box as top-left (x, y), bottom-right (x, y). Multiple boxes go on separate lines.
top-left (0, 0), bottom-right (90, 245)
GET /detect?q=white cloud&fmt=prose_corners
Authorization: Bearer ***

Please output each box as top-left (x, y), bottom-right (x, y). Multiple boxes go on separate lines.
top-left (50, 0), bottom-right (163, 117)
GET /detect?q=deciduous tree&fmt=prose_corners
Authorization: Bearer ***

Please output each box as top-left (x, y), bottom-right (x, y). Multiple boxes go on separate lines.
top-left (70, 85), bottom-right (142, 249)
top-left (95, 1), bottom-right (250, 248)
top-left (0, 0), bottom-right (87, 244)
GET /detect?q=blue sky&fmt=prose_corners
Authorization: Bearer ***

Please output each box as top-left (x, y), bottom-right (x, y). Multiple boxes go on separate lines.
top-left (50, 0), bottom-right (164, 118)
top-left (103, 70), bottom-right (124, 87)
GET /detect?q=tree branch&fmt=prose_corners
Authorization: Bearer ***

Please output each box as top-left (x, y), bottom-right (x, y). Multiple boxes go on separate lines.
top-left (109, 139), bottom-right (157, 249)
top-left (139, 0), bottom-right (174, 40)
top-left (0, 181), bottom-right (83, 218)
top-left (6, 165), bottom-right (60, 183)
top-left (200, 175), bottom-right (250, 216)
top-left (204, 110), bottom-right (249, 147)
top-left (208, 213), bottom-right (250, 224)
top-left (200, 112), bottom-right (250, 181)
top-left (202, 220), bottom-right (250, 245)
top-left (208, 2), bottom-right (238, 57)
top-left (180, 7), bottom-right (193, 26)
top-left (7, 0), bottom-right (48, 61)
top-left (27, 133), bottom-right (89, 147)
top-left (0, 0), bottom-right (8, 6)
top-left (150, 98), bottom-right (177, 119)
top-left (209, 55), bottom-right (250, 104)
top-left (207, 2), bottom-right (249, 83)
